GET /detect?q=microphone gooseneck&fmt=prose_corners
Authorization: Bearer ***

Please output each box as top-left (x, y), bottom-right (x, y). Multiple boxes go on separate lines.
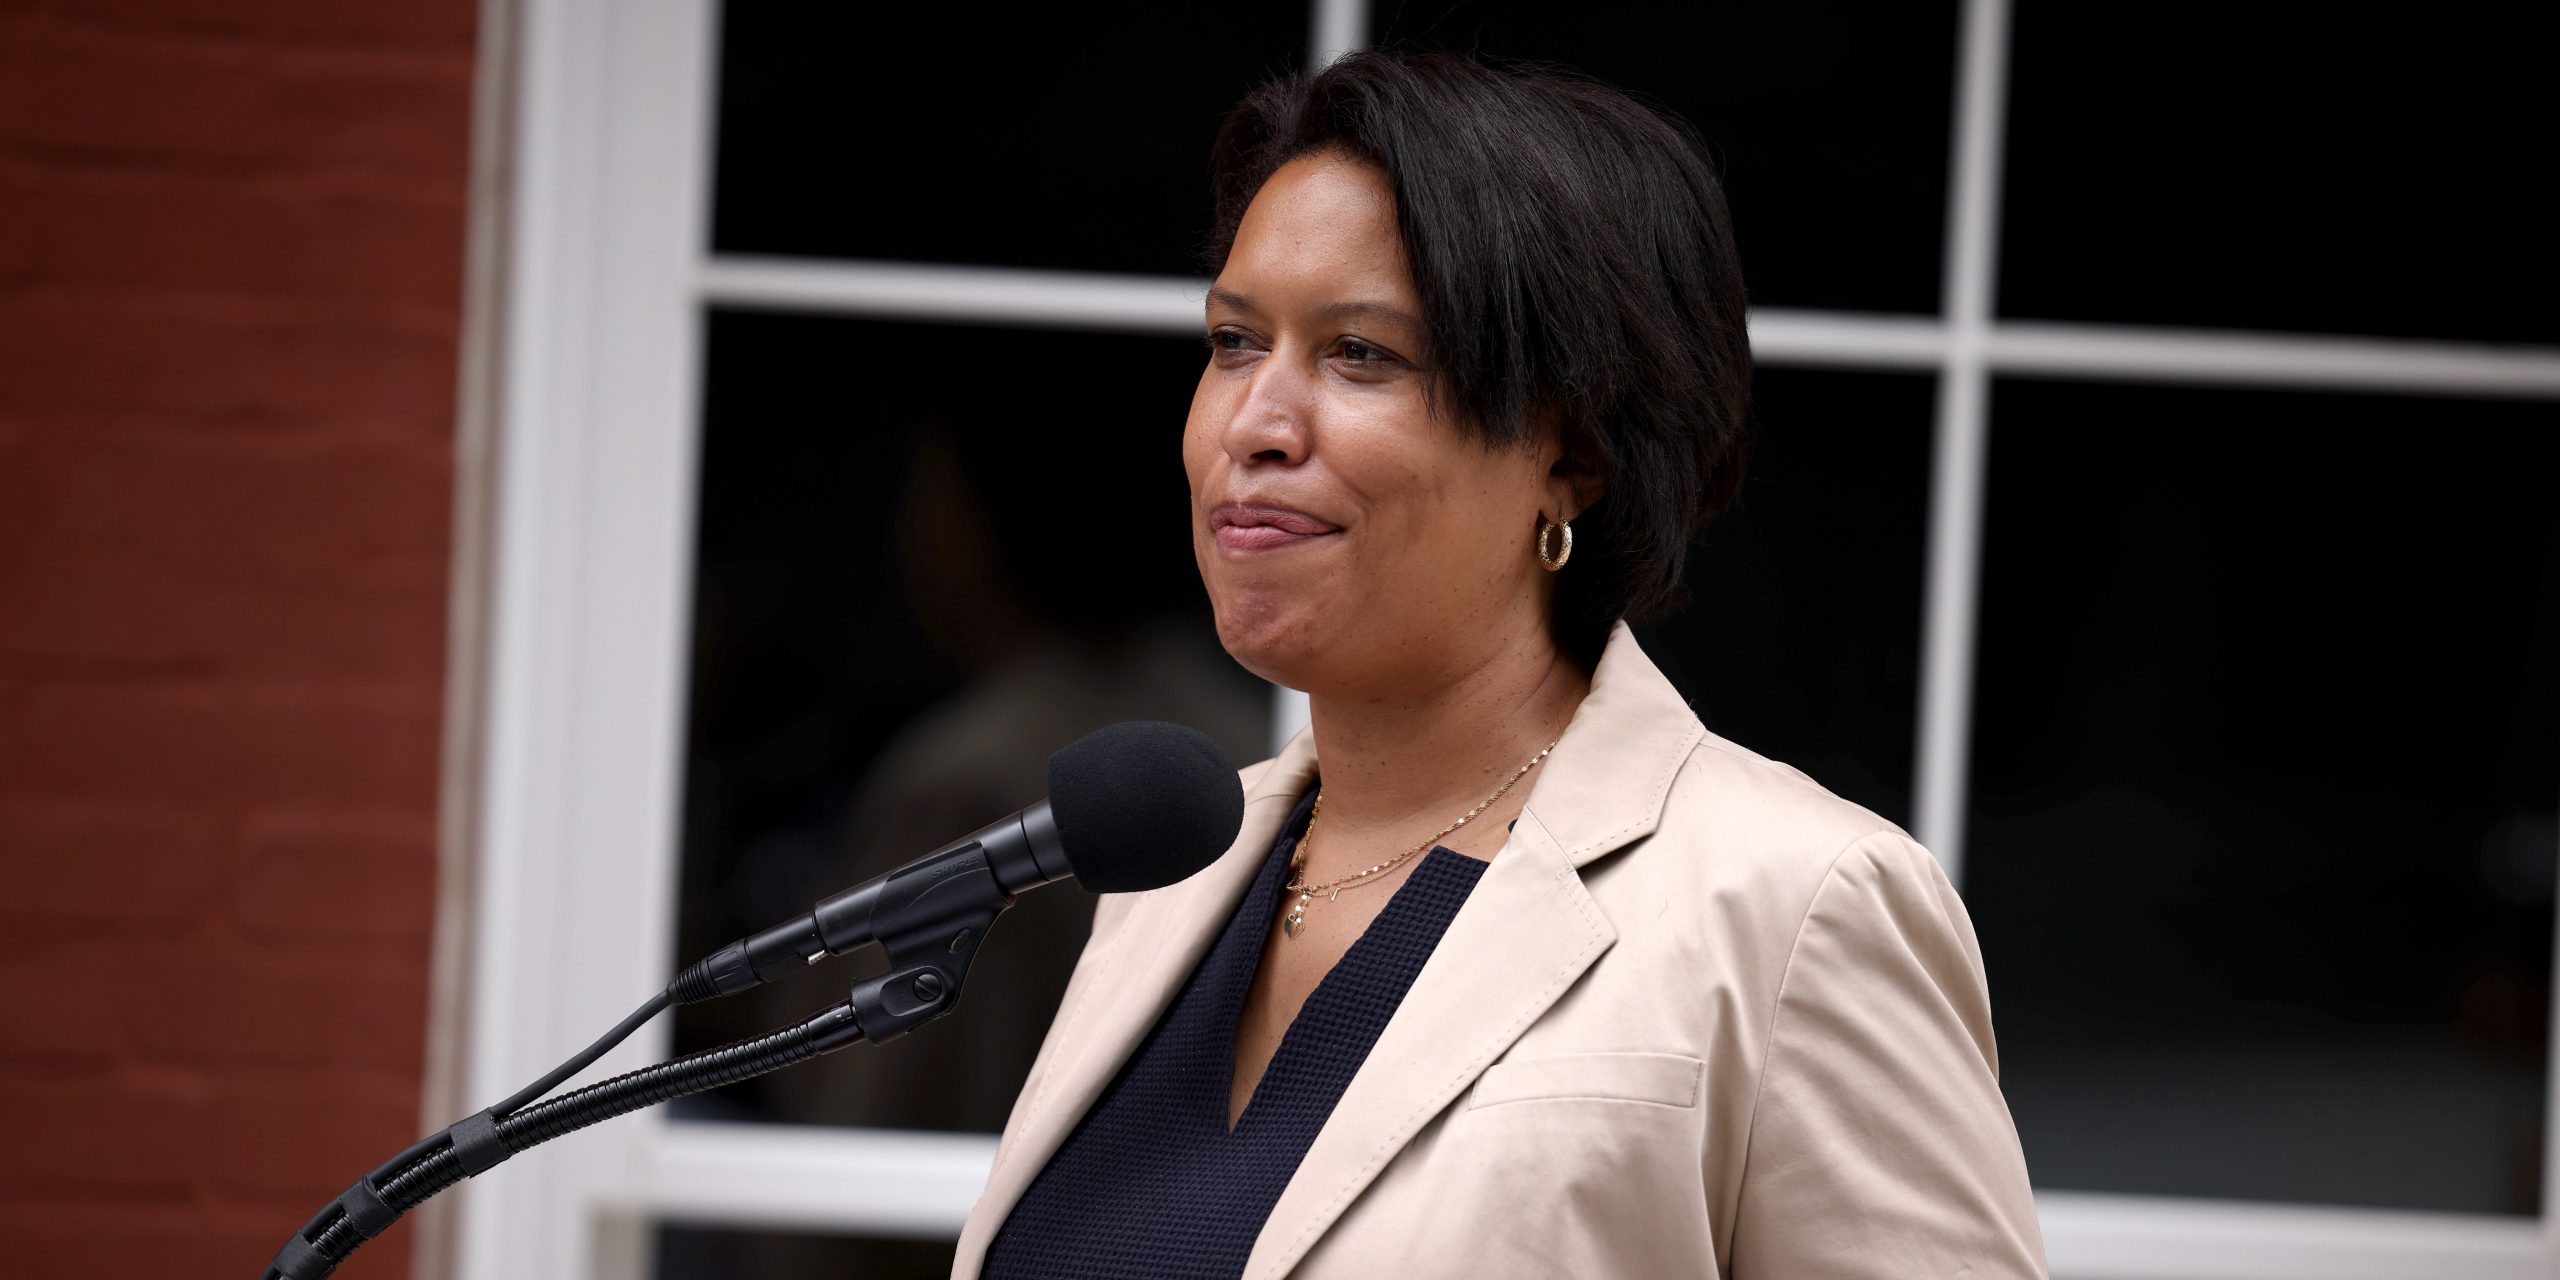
top-left (263, 720), bottom-right (1246, 1280)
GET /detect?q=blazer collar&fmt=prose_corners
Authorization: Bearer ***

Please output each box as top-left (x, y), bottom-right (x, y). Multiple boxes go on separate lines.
top-left (954, 622), bottom-right (1705, 1278)
top-left (1239, 617), bottom-right (1706, 862)
top-left (1507, 619), bottom-right (1711, 869)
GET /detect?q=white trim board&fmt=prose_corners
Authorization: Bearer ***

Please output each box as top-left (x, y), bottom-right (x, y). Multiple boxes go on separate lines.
top-left (446, 0), bottom-right (717, 1277)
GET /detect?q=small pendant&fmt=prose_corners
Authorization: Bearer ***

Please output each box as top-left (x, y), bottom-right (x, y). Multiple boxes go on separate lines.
top-left (1284, 892), bottom-right (1310, 939)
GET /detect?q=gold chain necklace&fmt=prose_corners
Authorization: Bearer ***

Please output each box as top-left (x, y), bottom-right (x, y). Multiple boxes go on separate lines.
top-left (1280, 738), bottom-right (1559, 940)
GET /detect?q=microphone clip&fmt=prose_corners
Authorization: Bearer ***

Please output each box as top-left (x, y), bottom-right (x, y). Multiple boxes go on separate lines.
top-left (805, 839), bottom-right (1014, 1051)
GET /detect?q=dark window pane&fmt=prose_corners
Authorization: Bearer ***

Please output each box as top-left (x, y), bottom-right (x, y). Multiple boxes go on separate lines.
top-left (673, 310), bottom-right (1272, 1131)
top-left (711, 6), bottom-right (1306, 274)
top-left (2000, 3), bottom-right (2560, 344)
top-left (1966, 378), bottom-right (2557, 1214)
top-left (1638, 368), bottom-right (1934, 827)
top-left (659, 1225), bottom-right (952, 1280)
top-left (1373, 1), bottom-right (1958, 315)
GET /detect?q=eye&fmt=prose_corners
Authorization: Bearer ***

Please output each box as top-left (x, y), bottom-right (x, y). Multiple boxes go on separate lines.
top-left (1204, 327), bottom-right (1261, 358)
top-left (1337, 338), bottom-right (1400, 365)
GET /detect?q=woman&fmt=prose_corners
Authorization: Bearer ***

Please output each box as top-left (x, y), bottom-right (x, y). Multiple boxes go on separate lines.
top-left (961, 50), bottom-right (2045, 1279)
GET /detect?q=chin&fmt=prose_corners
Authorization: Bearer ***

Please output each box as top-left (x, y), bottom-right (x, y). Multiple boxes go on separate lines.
top-left (1207, 585), bottom-right (1335, 691)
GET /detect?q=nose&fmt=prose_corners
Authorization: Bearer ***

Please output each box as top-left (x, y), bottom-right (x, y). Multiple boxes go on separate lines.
top-left (1221, 348), bottom-right (1315, 469)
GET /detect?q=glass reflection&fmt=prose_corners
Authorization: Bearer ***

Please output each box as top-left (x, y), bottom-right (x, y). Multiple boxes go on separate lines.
top-left (672, 311), bottom-right (1272, 1132)
top-left (1966, 377), bottom-right (2556, 1214)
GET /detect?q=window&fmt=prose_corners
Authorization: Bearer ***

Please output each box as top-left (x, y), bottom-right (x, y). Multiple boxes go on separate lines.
top-left (1968, 380), bottom-right (2555, 1218)
top-left (448, 2), bottom-right (2560, 1276)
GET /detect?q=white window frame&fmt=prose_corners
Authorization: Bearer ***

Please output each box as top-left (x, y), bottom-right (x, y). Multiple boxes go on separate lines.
top-left (431, 0), bottom-right (2560, 1276)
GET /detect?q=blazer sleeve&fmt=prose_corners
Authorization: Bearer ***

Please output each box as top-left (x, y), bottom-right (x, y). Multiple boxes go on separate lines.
top-left (1728, 830), bottom-right (2049, 1279)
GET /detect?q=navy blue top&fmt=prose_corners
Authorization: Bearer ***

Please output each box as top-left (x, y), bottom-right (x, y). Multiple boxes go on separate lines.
top-left (983, 787), bottom-right (1490, 1279)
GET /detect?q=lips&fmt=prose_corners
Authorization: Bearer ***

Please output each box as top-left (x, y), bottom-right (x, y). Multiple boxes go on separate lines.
top-left (1211, 503), bottom-right (1341, 553)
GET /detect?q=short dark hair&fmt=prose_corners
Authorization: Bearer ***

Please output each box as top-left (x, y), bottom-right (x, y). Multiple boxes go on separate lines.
top-left (1204, 48), bottom-right (1754, 666)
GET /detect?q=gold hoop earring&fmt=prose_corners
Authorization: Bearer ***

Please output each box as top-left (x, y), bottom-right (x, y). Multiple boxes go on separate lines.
top-left (1537, 516), bottom-right (1574, 571)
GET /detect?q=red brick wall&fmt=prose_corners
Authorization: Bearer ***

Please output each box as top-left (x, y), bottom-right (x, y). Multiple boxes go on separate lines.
top-left (0, 2), bottom-right (478, 1275)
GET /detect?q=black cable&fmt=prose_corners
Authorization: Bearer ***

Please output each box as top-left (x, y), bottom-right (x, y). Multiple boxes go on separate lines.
top-left (273, 931), bottom-right (947, 1277)
top-left (293, 1006), bottom-right (853, 1269)
top-left (264, 985), bottom-right (678, 1278)
top-left (487, 984), bottom-right (675, 1120)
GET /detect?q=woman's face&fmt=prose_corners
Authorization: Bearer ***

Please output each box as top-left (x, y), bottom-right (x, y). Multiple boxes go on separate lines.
top-left (1185, 150), bottom-right (1574, 697)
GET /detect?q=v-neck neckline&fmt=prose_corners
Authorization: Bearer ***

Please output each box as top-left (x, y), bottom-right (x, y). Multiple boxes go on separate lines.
top-left (1222, 790), bottom-right (1486, 1137)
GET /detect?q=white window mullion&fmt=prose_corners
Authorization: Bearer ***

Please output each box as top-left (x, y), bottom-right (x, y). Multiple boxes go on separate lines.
top-left (1987, 319), bottom-right (2560, 399)
top-left (698, 258), bottom-right (1212, 333)
top-left (1313, 0), bottom-right (1367, 68)
top-left (1912, 0), bottom-right (2013, 880)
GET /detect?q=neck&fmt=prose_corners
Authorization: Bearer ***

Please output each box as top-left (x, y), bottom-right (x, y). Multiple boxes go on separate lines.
top-left (1302, 622), bottom-right (1592, 841)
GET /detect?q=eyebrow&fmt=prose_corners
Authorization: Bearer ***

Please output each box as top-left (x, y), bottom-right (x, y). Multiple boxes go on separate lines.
top-left (1205, 287), bottom-right (1422, 333)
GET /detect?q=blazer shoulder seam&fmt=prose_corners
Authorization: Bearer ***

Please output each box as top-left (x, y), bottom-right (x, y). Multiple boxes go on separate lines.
top-left (1691, 736), bottom-right (1912, 829)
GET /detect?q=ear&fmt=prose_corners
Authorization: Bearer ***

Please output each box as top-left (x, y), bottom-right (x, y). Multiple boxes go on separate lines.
top-left (1541, 422), bottom-right (1606, 525)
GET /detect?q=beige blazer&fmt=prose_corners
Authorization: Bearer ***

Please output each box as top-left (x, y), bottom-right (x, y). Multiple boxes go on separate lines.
top-left (952, 622), bottom-right (2048, 1278)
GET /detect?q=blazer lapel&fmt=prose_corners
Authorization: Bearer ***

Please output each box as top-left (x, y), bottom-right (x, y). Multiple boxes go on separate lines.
top-left (953, 725), bottom-right (1322, 1277)
top-left (1240, 806), bottom-right (1611, 1279)
top-left (955, 622), bottom-right (1704, 1279)
top-left (1243, 621), bottom-right (1706, 1279)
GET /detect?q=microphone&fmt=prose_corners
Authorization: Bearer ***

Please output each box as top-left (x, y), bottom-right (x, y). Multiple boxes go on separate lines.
top-left (672, 719), bottom-right (1245, 1005)
top-left (261, 723), bottom-right (1246, 1280)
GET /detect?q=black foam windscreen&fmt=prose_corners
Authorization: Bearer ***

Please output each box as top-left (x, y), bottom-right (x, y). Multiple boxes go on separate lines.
top-left (1044, 720), bottom-right (1246, 894)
